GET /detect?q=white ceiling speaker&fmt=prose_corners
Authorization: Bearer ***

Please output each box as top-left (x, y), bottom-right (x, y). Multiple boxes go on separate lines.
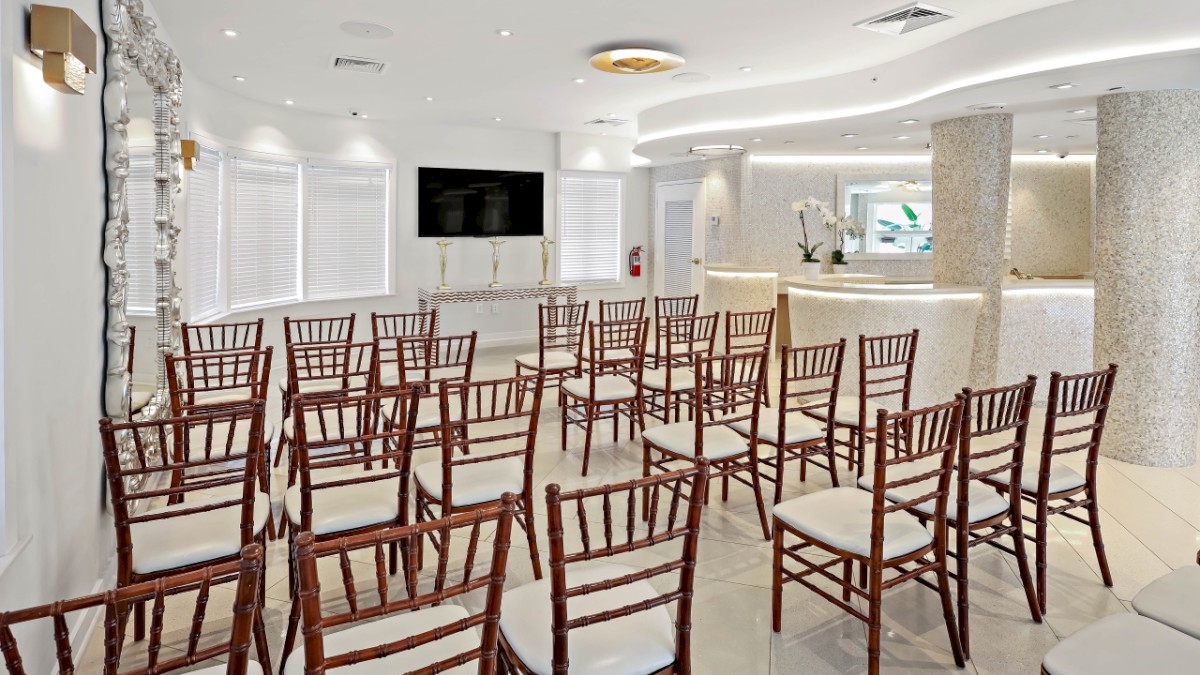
top-left (590, 48), bottom-right (685, 75)
top-left (855, 3), bottom-right (955, 36)
top-left (339, 22), bottom-right (394, 40)
top-left (331, 55), bottom-right (388, 74)
top-left (672, 72), bottom-right (710, 83)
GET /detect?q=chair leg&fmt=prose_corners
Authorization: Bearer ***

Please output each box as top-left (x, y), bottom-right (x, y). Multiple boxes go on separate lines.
top-left (866, 562), bottom-right (883, 675)
top-left (954, 523), bottom-right (970, 661)
top-left (133, 600), bottom-right (146, 641)
top-left (389, 540), bottom-right (398, 576)
top-left (280, 597), bottom-right (302, 671)
top-left (252, 606), bottom-right (272, 673)
top-left (523, 502), bottom-right (543, 580)
top-left (773, 446), bottom-right (785, 505)
top-left (842, 559), bottom-right (853, 602)
top-left (749, 462), bottom-right (771, 541)
top-left (936, 546), bottom-right (966, 668)
top-left (272, 430), bottom-right (286, 469)
top-left (560, 399), bottom-right (569, 452)
top-left (722, 473), bottom-right (730, 502)
top-left (1012, 517), bottom-right (1043, 623)
top-left (1035, 498), bottom-right (1049, 615)
top-left (1086, 487), bottom-right (1114, 588)
top-left (581, 404), bottom-right (595, 476)
top-left (771, 524), bottom-right (784, 633)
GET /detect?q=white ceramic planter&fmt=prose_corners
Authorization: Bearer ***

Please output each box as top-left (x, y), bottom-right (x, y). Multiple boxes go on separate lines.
top-left (802, 261), bottom-right (822, 280)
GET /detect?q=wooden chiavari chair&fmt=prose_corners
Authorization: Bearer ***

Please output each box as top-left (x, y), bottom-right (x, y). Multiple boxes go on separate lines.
top-left (498, 464), bottom-right (709, 675)
top-left (639, 313), bottom-right (719, 425)
top-left (166, 347), bottom-right (273, 415)
top-left (772, 397), bottom-right (966, 675)
top-left (734, 340), bottom-right (845, 504)
top-left (980, 365), bottom-right (1118, 614)
top-left (642, 347), bottom-right (772, 540)
top-left (285, 496), bottom-right (517, 674)
top-left (98, 403), bottom-right (270, 660)
top-left (375, 333), bottom-right (477, 450)
top-left (514, 302), bottom-right (589, 396)
top-left (0, 545), bottom-right (267, 675)
top-left (646, 294), bottom-right (699, 363)
top-left (181, 319), bottom-right (265, 355)
top-left (370, 309), bottom-right (438, 339)
top-left (724, 308), bottom-right (776, 403)
top-left (274, 314), bottom-right (356, 468)
top-left (599, 298), bottom-right (646, 323)
top-left (413, 375), bottom-right (545, 580)
top-left (808, 329), bottom-right (919, 477)
top-left (561, 318), bottom-right (649, 475)
top-left (127, 325), bottom-right (153, 416)
top-left (280, 387), bottom-right (422, 660)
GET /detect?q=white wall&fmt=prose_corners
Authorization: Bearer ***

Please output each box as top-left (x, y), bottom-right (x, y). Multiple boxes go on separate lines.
top-left (0, 1), bottom-right (113, 670)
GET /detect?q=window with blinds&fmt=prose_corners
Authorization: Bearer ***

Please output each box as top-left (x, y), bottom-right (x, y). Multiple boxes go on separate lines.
top-left (305, 163), bottom-right (389, 300)
top-left (229, 157), bottom-right (301, 309)
top-left (559, 173), bottom-right (622, 285)
top-left (187, 145), bottom-right (222, 320)
top-left (126, 153), bottom-right (157, 315)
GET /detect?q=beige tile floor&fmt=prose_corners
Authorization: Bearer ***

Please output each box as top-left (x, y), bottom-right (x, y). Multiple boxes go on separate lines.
top-left (82, 345), bottom-right (1200, 674)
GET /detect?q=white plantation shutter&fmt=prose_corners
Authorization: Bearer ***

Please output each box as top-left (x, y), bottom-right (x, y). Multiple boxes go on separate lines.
top-left (305, 163), bottom-right (389, 300)
top-left (1005, 185), bottom-right (1014, 261)
top-left (229, 156), bottom-right (300, 308)
top-left (126, 153), bottom-right (157, 315)
top-left (663, 200), bottom-right (694, 296)
top-left (559, 173), bottom-right (622, 284)
top-left (187, 145), bottom-right (222, 320)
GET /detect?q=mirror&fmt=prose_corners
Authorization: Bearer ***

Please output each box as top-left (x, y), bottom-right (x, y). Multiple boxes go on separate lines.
top-left (102, 0), bottom-right (184, 483)
top-left (838, 177), bottom-right (933, 254)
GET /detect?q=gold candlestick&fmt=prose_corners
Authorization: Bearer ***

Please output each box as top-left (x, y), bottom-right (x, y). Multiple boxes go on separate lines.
top-left (539, 236), bottom-right (555, 285)
top-left (488, 236), bottom-right (507, 288)
top-left (436, 238), bottom-right (452, 289)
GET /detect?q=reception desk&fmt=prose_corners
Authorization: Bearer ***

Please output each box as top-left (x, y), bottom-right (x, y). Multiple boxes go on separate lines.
top-left (998, 278), bottom-right (1095, 398)
top-left (703, 264), bottom-right (779, 316)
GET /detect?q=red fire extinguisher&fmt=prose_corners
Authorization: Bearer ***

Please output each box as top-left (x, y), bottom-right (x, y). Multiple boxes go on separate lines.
top-left (628, 246), bottom-right (643, 277)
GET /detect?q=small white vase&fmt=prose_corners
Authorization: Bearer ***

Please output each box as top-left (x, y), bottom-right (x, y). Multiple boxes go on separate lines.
top-left (802, 261), bottom-right (822, 280)
top-left (831, 263), bottom-right (850, 276)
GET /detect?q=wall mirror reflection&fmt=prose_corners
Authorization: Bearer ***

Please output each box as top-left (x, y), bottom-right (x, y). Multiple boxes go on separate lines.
top-left (839, 177), bottom-right (933, 254)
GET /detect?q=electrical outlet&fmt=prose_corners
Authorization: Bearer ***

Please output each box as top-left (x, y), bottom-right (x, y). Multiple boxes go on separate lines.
top-left (475, 303), bottom-right (483, 314)
top-left (491, 303), bottom-right (499, 314)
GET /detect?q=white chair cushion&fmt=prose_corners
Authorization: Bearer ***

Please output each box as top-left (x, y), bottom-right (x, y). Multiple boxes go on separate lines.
top-left (192, 388), bottom-right (254, 406)
top-left (773, 488), bottom-right (932, 560)
top-left (581, 348), bottom-right (635, 362)
top-left (131, 498), bottom-right (269, 575)
top-left (415, 404), bottom-right (463, 431)
top-left (562, 376), bottom-right (636, 402)
top-left (729, 408), bottom-right (824, 445)
top-left (499, 562), bottom-right (676, 675)
top-left (284, 469), bottom-right (400, 536)
top-left (1133, 565), bottom-right (1200, 640)
top-left (516, 351), bottom-right (579, 371)
top-left (130, 389), bottom-right (153, 414)
top-left (806, 395), bottom-right (890, 426)
top-left (640, 367), bottom-right (697, 392)
top-left (414, 456), bottom-right (524, 507)
top-left (970, 454), bottom-right (1086, 494)
top-left (278, 376), bottom-right (365, 394)
top-left (194, 661), bottom-right (263, 675)
top-left (857, 461), bottom-right (1009, 524)
top-left (283, 407), bottom-right (366, 442)
top-left (1042, 613), bottom-right (1200, 675)
top-left (642, 423), bottom-right (749, 461)
top-left (283, 604), bottom-right (478, 675)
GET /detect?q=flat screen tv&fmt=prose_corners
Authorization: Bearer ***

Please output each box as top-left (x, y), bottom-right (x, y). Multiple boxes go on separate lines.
top-left (417, 167), bottom-right (544, 237)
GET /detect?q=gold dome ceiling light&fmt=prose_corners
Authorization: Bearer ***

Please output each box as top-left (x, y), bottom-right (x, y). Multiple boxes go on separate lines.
top-left (590, 48), bottom-right (685, 75)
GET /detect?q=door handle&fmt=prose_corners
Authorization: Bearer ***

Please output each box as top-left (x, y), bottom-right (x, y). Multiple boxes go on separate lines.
top-left (691, 258), bottom-right (701, 265)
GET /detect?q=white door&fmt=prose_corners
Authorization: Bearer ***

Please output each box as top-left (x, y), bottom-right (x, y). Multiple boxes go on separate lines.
top-left (655, 180), bottom-right (705, 300)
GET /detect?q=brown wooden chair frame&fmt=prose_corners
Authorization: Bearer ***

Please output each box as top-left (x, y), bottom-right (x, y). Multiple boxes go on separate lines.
top-left (375, 332), bottom-right (477, 452)
top-left (640, 313), bottom-right (719, 425)
top-left (514, 302), bottom-right (589, 395)
top-left (646, 294), bottom-right (700, 366)
top-left (181, 319), bottom-right (265, 355)
top-left (370, 309), bottom-right (437, 340)
top-left (165, 347), bottom-right (273, 415)
top-left (274, 314), bottom-right (356, 467)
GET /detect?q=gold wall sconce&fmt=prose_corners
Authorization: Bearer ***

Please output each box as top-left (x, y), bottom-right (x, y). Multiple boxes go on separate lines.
top-left (30, 4), bottom-right (97, 95)
top-left (180, 139), bottom-right (198, 170)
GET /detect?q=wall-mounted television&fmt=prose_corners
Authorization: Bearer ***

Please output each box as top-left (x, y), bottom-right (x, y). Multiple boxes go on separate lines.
top-left (417, 167), bottom-right (544, 237)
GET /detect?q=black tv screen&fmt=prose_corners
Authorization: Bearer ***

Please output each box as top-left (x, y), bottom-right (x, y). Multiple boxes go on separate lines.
top-left (417, 167), bottom-right (544, 237)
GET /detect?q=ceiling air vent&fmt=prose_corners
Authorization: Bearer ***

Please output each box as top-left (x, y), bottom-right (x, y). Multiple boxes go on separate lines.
top-left (331, 55), bottom-right (388, 74)
top-left (585, 117), bottom-right (631, 127)
top-left (855, 3), bottom-right (955, 35)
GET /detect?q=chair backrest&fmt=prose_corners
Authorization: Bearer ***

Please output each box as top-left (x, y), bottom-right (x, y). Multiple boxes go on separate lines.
top-left (433, 375), bottom-right (544, 513)
top-left (959, 376), bottom-right (1037, 518)
top-left (166, 347), bottom-right (272, 414)
top-left (598, 298), bottom-right (645, 323)
top-left (290, 388), bottom-right (421, 534)
top-left (692, 348), bottom-right (769, 449)
top-left (0, 545), bottom-right (264, 675)
top-left (858, 329), bottom-right (919, 411)
top-left (283, 314), bottom-right (356, 346)
top-left (536, 302), bottom-right (589, 360)
top-left (1036, 364), bottom-right (1118, 494)
top-left (659, 313), bottom-right (719, 366)
top-left (867, 396), bottom-right (965, 561)
top-left (377, 333), bottom-right (477, 393)
top-left (99, 404), bottom-right (267, 579)
top-left (545, 464), bottom-right (709, 675)
top-left (370, 310), bottom-right (437, 340)
top-left (725, 308), bottom-right (776, 354)
top-left (585, 318), bottom-right (648, 383)
top-left (293, 497), bottom-right (517, 674)
top-left (181, 319), bottom-right (265, 355)
top-left (778, 339), bottom-right (846, 441)
top-left (286, 341), bottom-right (377, 398)
top-left (655, 295), bottom-right (699, 320)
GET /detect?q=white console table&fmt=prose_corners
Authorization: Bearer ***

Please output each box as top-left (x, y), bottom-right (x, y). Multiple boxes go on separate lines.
top-left (417, 284), bottom-right (579, 335)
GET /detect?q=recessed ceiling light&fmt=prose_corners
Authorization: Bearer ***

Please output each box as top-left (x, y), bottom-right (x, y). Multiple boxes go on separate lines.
top-left (572, 77), bottom-right (585, 84)
top-left (739, 66), bottom-right (753, 72)
top-left (750, 138), bottom-right (763, 142)
top-left (361, 114), bottom-right (369, 119)
top-left (1033, 134), bottom-right (1049, 139)
top-left (232, 75), bottom-right (245, 82)
top-left (1049, 82), bottom-right (1077, 89)
top-left (899, 119), bottom-right (919, 124)
top-left (856, 146), bottom-right (869, 150)
top-left (841, 133), bottom-right (859, 138)
top-left (600, 132), bottom-right (607, 136)
top-left (590, 47), bottom-right (685, 74)
top-left (1067, 108), bottom-right (1089, 114)
top-left (1036, 149), bottom-right (1049, 153)
top-left (222, 29), bottom-right (238, 38)
top-left (496, 29), bottom-right (513, 37)
top-left (894, 135), bottom-right (911, 140)
top-left (493, 117), bottom-right (502, 122)
top-left (607, 113), bottom-right (617, 118)
top-left (424, 96), bottom-right (434, 101)
top-left (284, 99), bottom-right (294, 105)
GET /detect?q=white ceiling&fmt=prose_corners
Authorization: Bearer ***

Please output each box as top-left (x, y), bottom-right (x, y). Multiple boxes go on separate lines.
top-left (151, 0), bottom-right (1200, 162)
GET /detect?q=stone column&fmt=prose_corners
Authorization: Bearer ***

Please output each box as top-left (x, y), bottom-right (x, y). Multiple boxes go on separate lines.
top-left (1094, 90), bottom-right (1200, 467)
top-left (931, 113), bottom-right (1013, 388)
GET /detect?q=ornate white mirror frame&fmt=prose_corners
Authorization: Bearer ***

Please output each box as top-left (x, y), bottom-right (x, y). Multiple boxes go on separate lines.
top-left (101, 0), bottom-right (183, 478)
